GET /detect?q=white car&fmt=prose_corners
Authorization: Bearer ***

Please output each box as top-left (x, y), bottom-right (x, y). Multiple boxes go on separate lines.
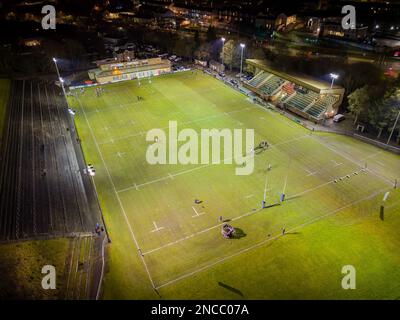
top-left (333, 114), bottom-right (345, 123)
top-left (87, 164), bottom-right (96, 176)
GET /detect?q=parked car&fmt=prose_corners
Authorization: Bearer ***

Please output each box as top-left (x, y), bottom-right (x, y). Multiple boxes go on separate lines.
top-left (333, 114), bottom-right (345, 123)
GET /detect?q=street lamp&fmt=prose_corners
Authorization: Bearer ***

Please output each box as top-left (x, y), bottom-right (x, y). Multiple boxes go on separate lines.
top-left (330, 73), bottom-right (339, 88)
top-left (240, 43), bottom-right (245, 79)
top-left (52, 57), bottom-right (67, 99)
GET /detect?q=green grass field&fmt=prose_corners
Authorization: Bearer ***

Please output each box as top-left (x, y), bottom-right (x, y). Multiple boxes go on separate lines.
top-left (0, 238), bottom-right (70, 299)
top-left (68, 70), bottom-right (400, 299)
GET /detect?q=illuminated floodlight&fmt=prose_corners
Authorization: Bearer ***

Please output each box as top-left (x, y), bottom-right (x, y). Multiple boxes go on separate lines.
top-left (239, 43), bottom-right (245, 78)
top-left (330, 73), bottom-right (339, 79)
top-left (330, 73), bottom-right (339, 88)
top-left (52, 57), bottom-right (57, 62)
top-left (221, 37), bottom-right (225, 42)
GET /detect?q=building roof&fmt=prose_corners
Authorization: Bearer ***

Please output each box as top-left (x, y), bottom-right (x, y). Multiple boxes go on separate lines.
top-left (90, 61), bottom-right (171, 78)
top-left (246, 59), bottom-right (344, 92)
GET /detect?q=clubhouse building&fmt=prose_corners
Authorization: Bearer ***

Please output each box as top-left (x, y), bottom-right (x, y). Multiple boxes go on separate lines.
top-left (88, 56), bottom-right (171, 84)
top-left (245, 59), bottom-right (345, 122)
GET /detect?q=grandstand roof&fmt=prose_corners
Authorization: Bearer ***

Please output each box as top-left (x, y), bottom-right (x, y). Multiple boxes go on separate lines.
top-left (246, 59), bottom-right (344, 92)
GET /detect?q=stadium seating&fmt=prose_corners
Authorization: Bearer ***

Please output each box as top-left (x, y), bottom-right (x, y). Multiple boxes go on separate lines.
top-left (279, 83), bottom-right (296, 102)
top-left (247, 71), bottom-right (269, 88)
top-left (259, 75), bottom-right (285, 96)
top-left (306, 95), bottom-right (338, 118)
top-left (285, 89), bottom-right (319, 111)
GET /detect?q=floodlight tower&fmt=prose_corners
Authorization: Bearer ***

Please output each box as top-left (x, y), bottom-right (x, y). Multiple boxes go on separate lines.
top-left (53, 58), bottom-right (67, 100)
top-left (240, 43), bottom-right (245, 79)
top-left (330, 73), bottom-right (339, 89)
top-left (221, 37), bottom-right (226, 66)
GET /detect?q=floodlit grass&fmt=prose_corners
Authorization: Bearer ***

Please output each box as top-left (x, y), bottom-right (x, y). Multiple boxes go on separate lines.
top-left (68, 70), bottom-right (400, 299)
top-left (0, 79), bottom-right (10, 141)
top-left (0, 238), bottom-right (70, 299)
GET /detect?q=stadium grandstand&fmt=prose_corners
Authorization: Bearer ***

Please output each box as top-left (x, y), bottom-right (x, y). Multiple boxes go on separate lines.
top-left (245, 59), bottom-right (345, 123)
top-left (88, 56), bottom-right (171, 84)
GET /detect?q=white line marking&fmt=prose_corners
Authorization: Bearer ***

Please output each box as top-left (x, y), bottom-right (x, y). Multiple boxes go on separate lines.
top-left (96, 235), bottom-right (107, 300)
top-left (168, 173), bottom-right (174, 180)
top-left (244, 194), bottom-right (254, 199)
top-left (117, 134), bottom-right (310, 193)
top-left (142, 168), bottom-right (364, 256)
top-left (76, 96), bottom-right (156, 289)
top-left (304, 168), bottom-right (317, 176)
top-left (117, 152), bottom-right (125, 158)
top-left (154, 188), bottom-right (387, 290)
top-left (99, 106), bottom-right (252, 145)
top-left (331, 160), bottom-right (343, 167)
top-left (312, 136), bottom-right (393, 187)
top-left (192, 206), bottom-right (205, 218)
top-left (151, 221), bottom-right (164, 233)
top-left (362, 151), bottom-right (383, 161)
top-left (375, 161), bottom-right (385, 167)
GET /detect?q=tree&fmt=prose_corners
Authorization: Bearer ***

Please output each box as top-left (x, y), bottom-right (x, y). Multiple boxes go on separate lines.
top-left (341, 63), bottom-right (382, 95)
top-left (194, 30), bottom-right (201, 51)
top-left (247, 47), bottom-right (266, 60)
top-left (173, 37), bottom-right (195, 58)
top-left (367, 99), bottom-right (393, 139)
top-left (221, 40), bottom-right (241, 71)
top-left (194, 43), bottom-right (212, 61)
top-left (206, 26), bottom-right (217, 42)
top-left (347, 86), bottom-right (370, 124)
top-left (384, 89), bottom-right (400, 144)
